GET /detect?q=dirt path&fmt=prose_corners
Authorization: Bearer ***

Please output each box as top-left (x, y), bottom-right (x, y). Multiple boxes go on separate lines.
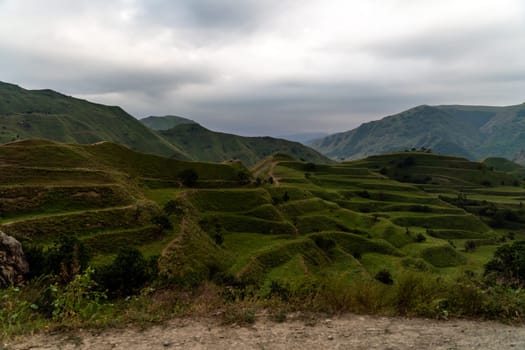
top-left (5, 314), bottom-right (525, 350)
top-left (268, 162), bottom-right (280, 186)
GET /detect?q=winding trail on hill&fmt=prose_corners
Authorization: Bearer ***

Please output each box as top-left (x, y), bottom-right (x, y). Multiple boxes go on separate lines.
top-left (5, 314), bottom-right (525, 350)
top-left (268, 162), bottom-right (280, 186)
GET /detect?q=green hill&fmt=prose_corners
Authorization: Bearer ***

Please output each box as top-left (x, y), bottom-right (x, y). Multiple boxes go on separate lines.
top-left (0, 139), bottom-right (248, 265)
top-left (156, 122), bottom-right (333, 166)
top-left (140, 115), bottom-right (197, 130)
top-left (310, 103), bottom-right (525, 161)
top-left (4, 140), bottom-right (525, 328)
top-left (483, 157), bottom-right (525, 178)
top-left (0, 81), bottom-right (188, 159)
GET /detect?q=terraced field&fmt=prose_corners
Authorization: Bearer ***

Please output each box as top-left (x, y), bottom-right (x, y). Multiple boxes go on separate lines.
top-left (144, 151), bottom-right (525, 294)
top-left (0, 139), bottom-right (245, 265)
top-left (3, 141), bottom-right (525, 298)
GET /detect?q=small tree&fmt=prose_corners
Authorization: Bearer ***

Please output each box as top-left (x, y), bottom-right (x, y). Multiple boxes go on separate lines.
top-left (375, 269), bottom-right (394, 285)
top-left (163, 200), bottom-right (183, 216)
top-left (179, 169), bottom-right (198, 187)
top-left (47, 235), bottom-right (90, 284)
top-left (95, 246), bottom-right (150, 298)
top-left (152, 215), bottom-right (172, 230)
top-left (464, 240), bottom-right (477, 252)
top-left (485, 241), bottom-right (525, 286)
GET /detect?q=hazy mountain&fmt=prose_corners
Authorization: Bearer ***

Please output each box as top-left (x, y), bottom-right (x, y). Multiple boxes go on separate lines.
top-left (277, 132), bottom-right (329, 145)
top-left (157, 122), bottom-right (333, 166)
top-left (0, 81), bottom-right (188, 159)
top-left (140, 115), bottom-right (196, 131)
top-left (310, 103), bottom-right (525, 161)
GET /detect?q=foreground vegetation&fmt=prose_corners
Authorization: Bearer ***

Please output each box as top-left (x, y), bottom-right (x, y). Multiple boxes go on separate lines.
top-left (2, 141), bottom-right (525, 337)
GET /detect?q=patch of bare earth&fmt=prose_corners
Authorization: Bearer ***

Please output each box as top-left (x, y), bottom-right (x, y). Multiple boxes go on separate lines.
top-left (4, 314), bottom-right (525, 350)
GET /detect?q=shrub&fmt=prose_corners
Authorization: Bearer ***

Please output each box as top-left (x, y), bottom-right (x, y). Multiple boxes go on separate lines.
top-left (221, 305), bottom-right (256, 325)
top-left (0, 286), bottom-right (40, 336)
top-left (95, 247), bottom-right (152, 298)
top-left (152, 215), bottom-right (172, 230)
top-left (179, 169), bottom-right (198, 187)
top-left (375, 269), bottom-right (394, 285)
top-left (304, 163), bottom-right (317, 171)
top-left (47, 235), bottom-right (91, 284)
top-left (464, 240), bottom-right (477, 252)
top-left (415, 233), bottom-right (426, 243)
top-left (50, 267), bottom-right (107, 322)
top-left (237, 171), bottom-right (251, 185)
top-left (163, 200), bottom-right (183, 216)
top-left (484, 240), bottom-right (525, 287)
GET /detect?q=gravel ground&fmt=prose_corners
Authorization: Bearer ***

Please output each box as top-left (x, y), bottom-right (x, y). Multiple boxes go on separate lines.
top-left (4, 314), bottom-right (525, 350)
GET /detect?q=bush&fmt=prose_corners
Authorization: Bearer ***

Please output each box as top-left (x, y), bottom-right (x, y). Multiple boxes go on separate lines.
top-left (415, 233), bottom-right (426, 243)
top-left (304, 163), bottom-right (317, 172)
top-left (50, 267), bottom-right (107, 322)
top-left (151, 215), bottom-right (173, 230)
top-left (46, 235), bottom-right (91, 284)
top-left (179, 169), bottom-right (198, 187)
top-left (375, 269), bottom-right (394, 285)
top-left (464, 240), bottom-right (477, 252)
top-left (484, 240), bottom-right (525, 287)
top-left (237, 171), bottom-right (251, 185)
top-left (95, 247), bottom-right (152, 298)
top-left (163, 200), bottom-right (183, 216)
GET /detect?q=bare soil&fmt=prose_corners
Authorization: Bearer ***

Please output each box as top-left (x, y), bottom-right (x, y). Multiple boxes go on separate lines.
top-left (4, 314), bottom-right (525, 350)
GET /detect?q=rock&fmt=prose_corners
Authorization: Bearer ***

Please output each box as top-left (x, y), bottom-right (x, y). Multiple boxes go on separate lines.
top-left (0, 231), bottom-right (29, 288)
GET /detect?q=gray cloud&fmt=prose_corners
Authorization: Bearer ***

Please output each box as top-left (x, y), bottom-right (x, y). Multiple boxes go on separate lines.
top-left (0, 0), bottom-right (524, 137)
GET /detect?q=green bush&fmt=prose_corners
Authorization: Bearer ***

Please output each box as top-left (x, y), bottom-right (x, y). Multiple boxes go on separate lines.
top-left (95, 247), bottom-right (153, 298)
top-left (179, 168), bottom-right (198, 187)
top-left (375, 269), bottom-right (394, 285)
top-left (485, 240), bottom-right (525, 287)
top-left (40, 235), bottom-right (91, 284)
top-left (50, 267), bottom-right (107, 322)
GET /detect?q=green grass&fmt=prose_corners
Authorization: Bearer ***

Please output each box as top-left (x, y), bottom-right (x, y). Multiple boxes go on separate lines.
top-left (5, 140), bottom-right (525, 327)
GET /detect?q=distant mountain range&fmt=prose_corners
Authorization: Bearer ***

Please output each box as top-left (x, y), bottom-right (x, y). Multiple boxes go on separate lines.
top-left (0, 81), bottom-right (332, 166)
top-left (141, 118), bottom-right (332, 166)
top-left (277, 132), bottom-right (329, 145)
top-left (309, 104), bottom-right (525, 163)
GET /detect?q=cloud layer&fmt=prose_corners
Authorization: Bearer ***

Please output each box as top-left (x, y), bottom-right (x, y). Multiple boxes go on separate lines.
top-left (1, 0), bottom-right (524, 135)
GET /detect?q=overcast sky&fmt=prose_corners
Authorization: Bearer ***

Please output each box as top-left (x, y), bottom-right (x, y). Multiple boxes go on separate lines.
top-left (1, 0), bottom-right (524, 136)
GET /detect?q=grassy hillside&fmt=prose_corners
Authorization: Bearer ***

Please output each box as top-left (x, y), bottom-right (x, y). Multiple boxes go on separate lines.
top-left (310, 103), bottom-right (525, 161)
top-left (157, 151), bottom-right (525, 292)
top-left (4, 142), bottom-right (525, 333)
top-left (0, 139), bottom-right (247, 266)
top-left (140, 115), bottom-right (196, 130)
top-left (0, 81), bottom-right (187, 159)
top-left (157, 122), bottom-right (333, 166)
top-left (483, 157), bottom-right (525, 178)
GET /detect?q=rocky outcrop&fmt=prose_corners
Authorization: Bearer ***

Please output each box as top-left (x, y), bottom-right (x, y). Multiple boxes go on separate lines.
top-left (0, 230), bottom-right (29, 287)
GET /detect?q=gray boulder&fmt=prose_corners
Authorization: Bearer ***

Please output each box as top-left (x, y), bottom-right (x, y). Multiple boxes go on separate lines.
top-left (0, 231), bottom-right (29, 288)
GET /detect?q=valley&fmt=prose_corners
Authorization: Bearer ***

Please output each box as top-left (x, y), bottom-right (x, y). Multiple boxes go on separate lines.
top-left (2, 138), bottom-right (525, 337)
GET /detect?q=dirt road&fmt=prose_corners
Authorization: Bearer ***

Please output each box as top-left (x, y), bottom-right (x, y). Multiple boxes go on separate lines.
top-left (5, 314), bottom-right (525, 350)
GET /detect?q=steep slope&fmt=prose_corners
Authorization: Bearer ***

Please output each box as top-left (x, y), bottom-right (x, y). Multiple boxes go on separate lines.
top-left (483, 157), bottom-right (525, 178)
top-left (0, 81), bottom-right (187, 159)
top-left (310, 103), bottom-right (525, 161)
top-left (157, 122), bottom-right (333, 166)
top-left (0, 139), bottom-right (247, 264)
top-left (310, 105), bottom-right (482, 160)
top-left (140, 115), bottom-right (196, 131)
